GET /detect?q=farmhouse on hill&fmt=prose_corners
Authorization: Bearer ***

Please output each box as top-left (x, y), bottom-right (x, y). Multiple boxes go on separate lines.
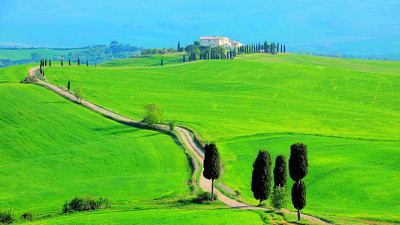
top-left (200, 36), bottom-right (243, 49)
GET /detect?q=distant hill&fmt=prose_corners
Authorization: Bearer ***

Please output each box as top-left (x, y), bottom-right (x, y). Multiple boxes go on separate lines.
top-left (0, 42), bottom-right (142, 67)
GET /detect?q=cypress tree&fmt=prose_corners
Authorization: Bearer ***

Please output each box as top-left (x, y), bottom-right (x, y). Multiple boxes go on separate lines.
top-left (45, 59), bottom-right (47, 66)
top-left (161, 58), bottom-right (163, 66)
top-left (273, 155), bottom-right (287, 189)
top-left (251, 150), bottom-right (272, 205)
top-left (281, 45), bottom-right (283, 53)
top-left (78, 58), bottom-right (80, 66)
top-left (69, 58), bottom-right (71, 66)
top-left (86, 60), bottom-right (88, 66)
top-left (277, 43), bottom-right (280, 53)
top-left (284, 45), bottom-right (286, 53)
top-left (183, 55), bottom-right (185, 62)
top-left (67, 81), bottom-right (70, 91)
top-left (289, 143), bottom-right (308, 221)
top-left (292, 180), bottom-right (306, 221)
top-left (203, 143), bottom-right (221, 201)
top-left (61, 60), bottom-right (63, 66)
top-left (177, 41), bottom-right (180, 52)
top-left (49, 60), bottom-right (51, 67)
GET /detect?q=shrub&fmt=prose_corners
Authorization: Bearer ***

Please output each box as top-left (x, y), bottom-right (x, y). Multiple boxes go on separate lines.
top-left (63, 196), bottom-right (111, 213)
top-left (168, 119), bottom-right (177, 131)
top-left (0, 209), bottom-right (15, 224)
top-left (193, 191), bottom-right (216, 204)
top-left (20, 211), bottom-right (34, 221)
top-left (73, 87), bottom-right (83, 102)
top-left (143, 103), bottom-right (163, 126)
top-left (270, 185), bottom-right (289, 209)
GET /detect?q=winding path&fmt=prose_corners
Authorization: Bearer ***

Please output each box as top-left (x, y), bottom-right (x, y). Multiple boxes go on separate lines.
top-left (28, 66), bottom-right (329, 224)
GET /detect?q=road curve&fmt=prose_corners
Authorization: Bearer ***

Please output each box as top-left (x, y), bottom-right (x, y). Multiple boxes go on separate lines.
top-left (28, 66), bottom-right (329, 224)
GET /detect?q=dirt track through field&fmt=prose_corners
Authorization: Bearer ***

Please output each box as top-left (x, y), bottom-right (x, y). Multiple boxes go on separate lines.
top-left (28, 66), bottom-right (329, 224)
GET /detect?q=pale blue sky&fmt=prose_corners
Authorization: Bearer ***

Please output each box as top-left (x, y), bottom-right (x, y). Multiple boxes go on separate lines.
top-left (1, 0), bottom-right (399, 55)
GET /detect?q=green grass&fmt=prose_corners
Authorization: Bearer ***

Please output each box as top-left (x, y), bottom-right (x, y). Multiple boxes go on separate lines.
top-left (0, 48), bottom-right (84, 61)
top-left (99, 53), bottom-right (185, 68)
top-left (0, 77), bottom-right (191, 215)
top-left (42, 54), bottom-right (400, 222)
top-left (25, 208), bottom-right (265, 224)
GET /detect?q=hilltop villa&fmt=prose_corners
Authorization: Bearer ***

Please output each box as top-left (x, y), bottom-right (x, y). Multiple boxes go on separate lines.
top-left (200, 36), bottom-right (243, 49)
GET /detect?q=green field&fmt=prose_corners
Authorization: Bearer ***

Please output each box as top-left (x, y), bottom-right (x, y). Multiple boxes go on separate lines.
top-left (42, 54), bottom-right (400, 222)
top-left (0, 66), bottom-right (191, 215)
top-left (0, 48), bottom-right (84, 60)
top-left (99, 53), bottom-right (184, 68)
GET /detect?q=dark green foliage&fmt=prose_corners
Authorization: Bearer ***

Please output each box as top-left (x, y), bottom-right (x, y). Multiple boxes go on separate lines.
top-left (185, 45), bottom-right (200, 55)
top-left (78, 58), bottom-right (80, 66)
top-left (194, 40), bottom-right (200, 46)
top-left (20, 212), bottom-right (34, 221)
top-left (0, 209), bottom-right (15, 224)
top-left (284, 45), bottom-right (286, 53)
top-left (273, 155), bottom-right (287, 189)
top-left (45, 59), bottom-right (47, 66)
top-left (49, 60), bottom-right (51, 67)
top-left (69, 58), bottom-right (71, 66)
top-left (63, 196), bottom-right (111, 213)
top-left (67, 81), bottom-right (70, 91)
top-left (251, 150), bottom-right (272, 204)
top-left (292, 180), bottom-right (306, 219)
top-left (289, 143), bottom-right (308, 182)
top-left (183, 55), bottom-right (185, 62)
top-left (86, 60), bottom-right (88, 66)
top-left (193, 191), bottom-right (217, 204)
top-left (61, 59), bottom-right (63, 66)
top-left (203, 143), bottom-right (221, 200)
top-left (177, 41), bottom-right (180, 52)
top-left (161, 58), bottom-right (163, 66)
top-left (143, 103), bottom-right (164, 126)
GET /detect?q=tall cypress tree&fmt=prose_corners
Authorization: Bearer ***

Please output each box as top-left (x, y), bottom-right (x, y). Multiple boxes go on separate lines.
top-left (161, 57), bottom-right (163, 66)
top-left (251, 150), bottom-right (272, 205)
top-left (45, 59), bottom-right (47, 66)
top-left (177, 41), bottom-right (180, 52)
top-left (69, 58), bottom-right (71, 66)
top-left (61, 59), bottom-right (63, 66)
top-left (78, 58), bottom-right (80, 66)
top-left (49, 60), bottom-right (51, 67)
top-left (183, 55), bottom-right (185, 62)
top-left (284, 45), bottom-right (286, 53)
top-left (86, 60), bottom-right (89, 66)
top-left (273, 155), bottom-right (287, 189)
top-left (289, 143), bottom-right (308, 221)
top-left (281, 45), bottom-right (283, 53)
top-left (203, 143), bottom-right (221, 201)
top-left (67, 81), bottom-right (70, 91)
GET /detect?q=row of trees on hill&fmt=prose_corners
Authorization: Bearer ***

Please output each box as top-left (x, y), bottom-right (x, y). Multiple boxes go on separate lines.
top-left (238, 41), bottom-right (286, 54)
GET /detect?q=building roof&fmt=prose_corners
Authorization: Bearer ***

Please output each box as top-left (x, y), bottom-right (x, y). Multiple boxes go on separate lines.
top-left (200, 36), bottom-right (225, 40)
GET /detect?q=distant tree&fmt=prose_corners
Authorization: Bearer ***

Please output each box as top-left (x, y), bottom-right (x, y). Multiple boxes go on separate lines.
top-left (69, 58), bottom-right (71, 66)
top-left (213, 45), bottom-right (226, 55)
top-left (49, 60), bottom-right (51, 67)
top-left (73, 87), bottom-right (82, 102)
top-left (177, 41), bottom-right (180, 52)
top-left (61, 59), bottom-right (63, 66)
top-left (67, 81), bottom-right (70, 91)
top-left (185, 45), bottom-right (200, 55)
top-left (273, 155), bottom-right (287, 189)
top-left (111, 41), bottom-right (118, 45)
top-left (203, 143), bottom-right (221, 201)
top-left (251, 150), bottom-right (272, 205)
top-left (86, 60), bottom-right (89, 66)
top-left (143, 103), bottom-right (164, 126)
top-left (45, 59), bottom-right (47, 66)
top-left (78, 58), bottom-right (80, 66)
top-left (194, 41), bottom-right (200, 46)
top-left (280, 45), bottom-right (283, 53)
top-left (284, 45), bottom-right (286, 53)
top-left (183, 55), bottom-right (185, 62)
top-left (277, 43), bottom-right (279, 53)
top-left (289, 143), bottom-right (308, 221)
top-left (161, 57), bottom-right (163, 66)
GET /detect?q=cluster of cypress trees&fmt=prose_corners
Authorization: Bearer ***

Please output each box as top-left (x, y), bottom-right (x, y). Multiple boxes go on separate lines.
top-left (251, 142), bottom-right (308, 221)
top-left (238, 41), bottom-right (286, 54)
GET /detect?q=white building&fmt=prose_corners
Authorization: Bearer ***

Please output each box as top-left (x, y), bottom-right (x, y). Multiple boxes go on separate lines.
top-left (200, 36), bottom-right (243, 49)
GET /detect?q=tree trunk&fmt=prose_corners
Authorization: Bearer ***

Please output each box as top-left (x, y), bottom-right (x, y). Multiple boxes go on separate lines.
top-left (211, 179), bottom-right (214, 201)
top-left (259, 199), bottom-right (262, 205)
top-left (297, 209), bottom-right (301, 221)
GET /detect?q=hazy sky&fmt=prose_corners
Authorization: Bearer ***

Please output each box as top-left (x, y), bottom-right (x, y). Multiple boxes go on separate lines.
top-left (1, 0), bottom-right (399, 55)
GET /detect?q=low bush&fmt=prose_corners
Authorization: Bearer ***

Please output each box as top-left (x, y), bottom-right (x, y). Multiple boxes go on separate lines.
top-left (270, 185), bottom-right (289, 209)
top-left (143, 103), bottom-right (163, 126)
top-left (20, 211), bottom-right (34, 221)
top-left (63, 196), bottom-right (111, 213)
top-left (0, 209), bottom-right (15, 224)
top-left (193, 192), bottom-right (216, 204)
top-left (168, 119), bottom-right (177, 131)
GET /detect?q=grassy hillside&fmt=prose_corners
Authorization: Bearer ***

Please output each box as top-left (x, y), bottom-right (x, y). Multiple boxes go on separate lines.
top-left (0, 48), bottom-right (83, 60)
top-left (43, 54), bottom-right (400, 222)
top-left (0, 66), bottom-right (191, 215)
top-left (99, 53), bottom-right (184, 68)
